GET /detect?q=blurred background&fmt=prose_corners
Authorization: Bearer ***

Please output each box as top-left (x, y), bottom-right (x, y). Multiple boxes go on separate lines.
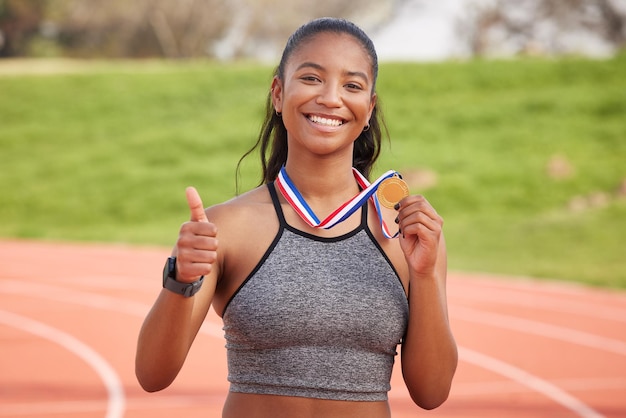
top-left (2, 4), bottom-right (625, 417)
top-left (1, 0), bottom-right (625, 288)
top-left (1, 0), bottom-right (625, 61)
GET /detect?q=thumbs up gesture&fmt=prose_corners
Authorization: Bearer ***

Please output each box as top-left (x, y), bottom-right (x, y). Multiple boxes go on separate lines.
top-left (186, 186), bottom-right (209, 223)
top-left (174, 187), bottom-right (218, 283)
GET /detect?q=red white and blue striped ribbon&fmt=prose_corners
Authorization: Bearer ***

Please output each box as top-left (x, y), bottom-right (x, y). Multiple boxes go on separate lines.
top-left (275, 166), bottom-right (400, 239)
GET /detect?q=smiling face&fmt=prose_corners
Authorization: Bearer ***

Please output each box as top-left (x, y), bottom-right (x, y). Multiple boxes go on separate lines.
top-left (271, 32), bottom-right (377, 160)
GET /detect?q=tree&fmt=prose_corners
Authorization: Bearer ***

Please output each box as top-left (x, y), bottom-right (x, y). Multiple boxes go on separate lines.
top-left (463, 0), bottom-right (626, 58)
top-left (0, 0), bottom-right (47, 57)
top-left (0, 0), bottom-right (383, 59)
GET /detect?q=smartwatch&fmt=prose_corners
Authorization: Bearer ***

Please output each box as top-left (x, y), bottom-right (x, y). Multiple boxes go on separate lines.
top-left (162, 256), bottom-right (204, 297)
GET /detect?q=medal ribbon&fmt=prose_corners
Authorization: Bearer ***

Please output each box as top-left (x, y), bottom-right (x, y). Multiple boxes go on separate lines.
top-left (276, 166), bottom-right (400, 239)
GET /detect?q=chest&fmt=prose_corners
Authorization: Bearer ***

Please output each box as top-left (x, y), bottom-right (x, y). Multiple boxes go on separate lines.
top-left (223, 231), bottom-right (409, 354)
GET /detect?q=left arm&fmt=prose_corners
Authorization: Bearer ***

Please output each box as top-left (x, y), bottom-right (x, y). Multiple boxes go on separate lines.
top-left (396, 195), bottom-right (458, 410)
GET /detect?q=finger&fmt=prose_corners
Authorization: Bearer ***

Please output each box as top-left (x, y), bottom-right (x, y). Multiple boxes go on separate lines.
top-left (186, 186), bottom-right (208, 223)
top-left (178, 225), bottom-right (218, 249)
top-left (399, 196), bottom-right (441, 222)
top-left (178, 246), bottom-right (218, 264)
top-left (178, 262), bottom-right (214, 281)
top-left (400, 210), bottom-right (442, 233)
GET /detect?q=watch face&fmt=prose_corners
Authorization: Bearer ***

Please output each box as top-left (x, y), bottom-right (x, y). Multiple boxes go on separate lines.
top-left (163, 257), bottom-right (176, 285)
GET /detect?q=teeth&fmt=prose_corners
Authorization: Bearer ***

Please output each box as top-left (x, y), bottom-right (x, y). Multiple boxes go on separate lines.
top-left (309, 115), bottom-right (343, 127)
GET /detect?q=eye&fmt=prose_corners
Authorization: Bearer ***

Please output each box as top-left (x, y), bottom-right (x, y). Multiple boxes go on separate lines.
top-left (300, 75), bottom-right (321, 83)
top-left (345, 83), bottom-right (363, 90)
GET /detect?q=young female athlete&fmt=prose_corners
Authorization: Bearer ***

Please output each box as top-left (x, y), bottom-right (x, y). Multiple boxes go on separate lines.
top-left (136, 17), bottom-right (457, 418)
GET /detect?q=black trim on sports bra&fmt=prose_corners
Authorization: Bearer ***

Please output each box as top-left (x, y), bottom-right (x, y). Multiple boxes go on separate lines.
top-left (222, 183), bottom-right (404, 315)
top-left (268, 181), bottom-right (287, 227)
top-left (221, 185), bottom-right (284, 316)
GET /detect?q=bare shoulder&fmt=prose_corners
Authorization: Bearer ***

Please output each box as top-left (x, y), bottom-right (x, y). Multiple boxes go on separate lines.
top-left (205, 185), bottom-right (274, 227)
top-left (204, 185), bottom-right (279, 313)
top-left (207, 184), bottom-right (279, 268)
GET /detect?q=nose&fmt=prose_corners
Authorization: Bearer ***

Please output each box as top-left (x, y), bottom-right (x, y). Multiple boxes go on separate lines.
top-left (316, 82), bottom-right (342, 108)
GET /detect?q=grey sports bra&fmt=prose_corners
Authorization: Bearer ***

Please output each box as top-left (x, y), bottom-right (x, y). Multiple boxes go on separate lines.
top-left (221, 183), bottom-right (409, 401)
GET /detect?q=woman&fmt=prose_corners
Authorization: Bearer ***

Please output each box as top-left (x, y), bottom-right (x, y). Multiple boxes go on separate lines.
top-left (136, 17), bottom-right (457, 417)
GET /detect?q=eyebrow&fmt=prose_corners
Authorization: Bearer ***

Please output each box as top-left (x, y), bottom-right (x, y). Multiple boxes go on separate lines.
top-left (296, 62), bottom-right (370, 83)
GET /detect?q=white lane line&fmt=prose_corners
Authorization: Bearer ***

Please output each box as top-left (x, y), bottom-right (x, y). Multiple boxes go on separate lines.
top-left (451, 377), bottom-right (626, 397)
top-left (460, 347), bottom-right (605, 418)
top-left (0, 309), bottom-right (125, 418)
top-left (453, 306), bottom-right (626, 356)
top-left (2, 277), bottom-right (617, 418)
top-left (0, 280), bottom-right (224, 338)
top-left (450, 287), bottom-right (626, 323)
top-left (450, 274), bottom-right (612, 298)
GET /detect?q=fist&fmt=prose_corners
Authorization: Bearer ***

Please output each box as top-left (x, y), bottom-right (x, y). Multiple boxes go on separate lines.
top-left (174, 187), bottom-right (218, 283)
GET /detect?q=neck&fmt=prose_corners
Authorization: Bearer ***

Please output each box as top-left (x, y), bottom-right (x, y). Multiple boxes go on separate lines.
top-left (283, 158), bottom-right (359, 202)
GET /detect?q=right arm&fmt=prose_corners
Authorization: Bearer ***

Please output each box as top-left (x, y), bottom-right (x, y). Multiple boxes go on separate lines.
top-left (135, 187), bottom-right (220, 392)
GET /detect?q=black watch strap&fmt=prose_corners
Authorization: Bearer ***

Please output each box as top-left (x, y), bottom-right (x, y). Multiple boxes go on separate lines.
top-left (162, 256), bottom-right (204, 297)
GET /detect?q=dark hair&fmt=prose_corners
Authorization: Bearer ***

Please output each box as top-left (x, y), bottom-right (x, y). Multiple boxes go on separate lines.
top-left (237, 17), bottom-right (387, 189)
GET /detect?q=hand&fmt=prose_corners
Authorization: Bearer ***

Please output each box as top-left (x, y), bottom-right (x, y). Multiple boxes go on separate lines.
top-left (396, 195), bottom-right (443, 279)
top-left (174, 187), bottom-right (218, 283)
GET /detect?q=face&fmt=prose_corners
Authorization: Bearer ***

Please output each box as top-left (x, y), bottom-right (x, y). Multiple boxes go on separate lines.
top-left (271, 32), bottom-right (377, 159)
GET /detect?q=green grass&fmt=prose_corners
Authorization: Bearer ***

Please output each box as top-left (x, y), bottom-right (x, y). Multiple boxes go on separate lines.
top-left (1, 56), bottom-right (625, 288)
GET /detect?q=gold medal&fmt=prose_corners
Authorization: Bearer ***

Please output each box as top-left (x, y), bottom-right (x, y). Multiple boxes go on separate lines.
top-left (377, 175), bottom-right (409, 208)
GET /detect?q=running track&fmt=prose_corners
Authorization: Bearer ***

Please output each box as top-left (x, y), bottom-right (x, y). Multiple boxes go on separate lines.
top-left (1, 240), bottom-right (625, 418)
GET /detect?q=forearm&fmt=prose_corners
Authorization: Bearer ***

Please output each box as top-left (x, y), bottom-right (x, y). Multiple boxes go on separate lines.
top-left (136, 190), bottom-right (219, 392)
top-left (135, 289), bottom-right (200, 392)
top-left (401, 274), bottom-right (458, 409)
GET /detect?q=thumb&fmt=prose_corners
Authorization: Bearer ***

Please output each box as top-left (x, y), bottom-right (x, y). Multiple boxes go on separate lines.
top-left (186, 186), bottom-right (208, 222)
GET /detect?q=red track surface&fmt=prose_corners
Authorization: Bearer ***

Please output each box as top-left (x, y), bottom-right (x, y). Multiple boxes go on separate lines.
top-left (1, 239), bottom-right (625, 417)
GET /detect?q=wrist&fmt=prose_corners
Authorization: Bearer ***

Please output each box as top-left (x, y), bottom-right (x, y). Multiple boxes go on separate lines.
top-left (409, 269), bottom-right (438, 282)
top-left (162, 256), bottom-right (204, 297)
